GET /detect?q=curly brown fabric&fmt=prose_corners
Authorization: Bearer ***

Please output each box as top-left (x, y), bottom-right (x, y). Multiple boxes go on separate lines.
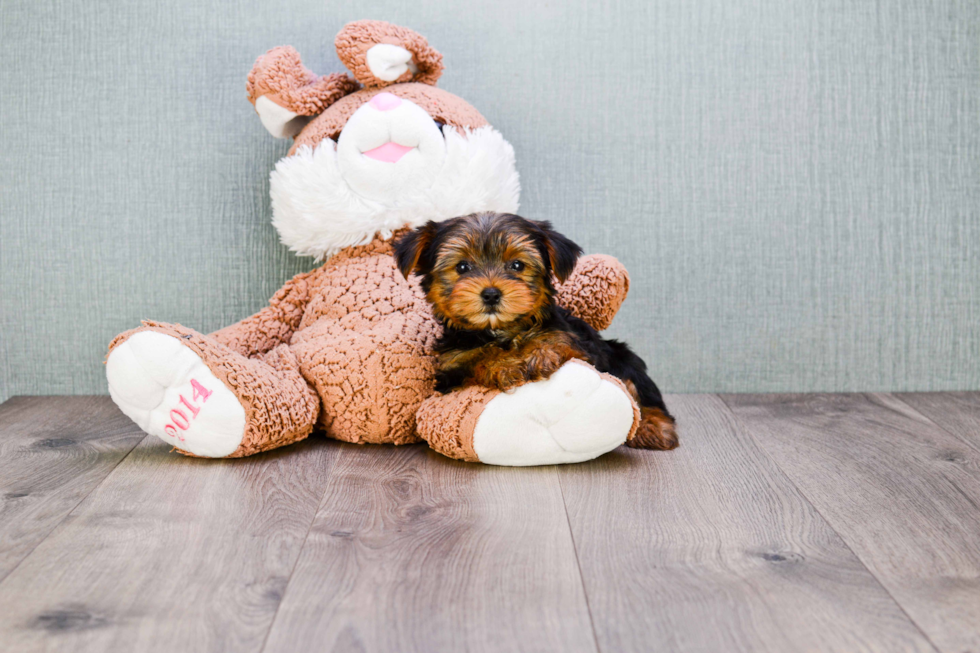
top-left (109, 22), bottom-right (636, 461)
top-left (416, 386), bottom-right (497, 462)
top-left (291, 318), bottom-right (436, 445)
top-left (335, 20), bottom-right (444, 88)
top-left (218, 233), bottom-right (620, 448)
top-left (210, 267), bottom-right (323, 358)
top-left (247, 45), bottom-right (360, 116)
top-left (109, 322), bottom-right (320, 458)
top-left (556, 254), bottom-right (630, 332)
top-left (416, 360), bottom-right (639, 463)
top-left (108, 231), bottom-right (629, 459)
top-left (290, 84), bottom-right (489, 154)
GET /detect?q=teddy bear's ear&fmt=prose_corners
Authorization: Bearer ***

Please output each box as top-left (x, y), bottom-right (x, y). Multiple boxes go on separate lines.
top-left (247, 45), bottom-right (360, 138)
top-left (335, 20), bottom-right (444, 88)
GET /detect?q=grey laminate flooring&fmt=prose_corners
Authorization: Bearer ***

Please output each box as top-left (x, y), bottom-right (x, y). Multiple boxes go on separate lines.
top-left (0, 393), bottom-right (977, 653)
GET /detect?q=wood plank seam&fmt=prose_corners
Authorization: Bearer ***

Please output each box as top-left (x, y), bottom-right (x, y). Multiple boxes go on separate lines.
top-left (258, 444), bottom-right (598, 652)
top-left (0, 398), bottom-right (150, 587)
top-left (257, 463), bottom-right (344, 653)
top-left (557, 469), bottom-right (603, 653)
top-left (889, 393), bottom-right (980, 458)
top-left (558, 393), bottom-right (941, 653)
top-left (0, 427), bottom-right (341, 651)
top-left (717, 393), bottom-right (945, 653)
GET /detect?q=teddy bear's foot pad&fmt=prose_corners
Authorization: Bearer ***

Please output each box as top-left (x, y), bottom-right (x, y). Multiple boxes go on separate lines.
top-left (106, 332), bottom-right (246, 457)
top-left (472, 361), bottom-right (635, 466)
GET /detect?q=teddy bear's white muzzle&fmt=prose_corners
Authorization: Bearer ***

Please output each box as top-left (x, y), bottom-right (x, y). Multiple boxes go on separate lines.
top-left (336, 95), bottom-right (446, 202)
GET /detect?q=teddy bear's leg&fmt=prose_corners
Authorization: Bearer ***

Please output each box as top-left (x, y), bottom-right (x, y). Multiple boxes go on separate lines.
top-left (106, 321), bottom-right (319, 458)
top-left (416, 360), bottom-right (639, 466)
top-left (288, 318), bottom-right (436, 446)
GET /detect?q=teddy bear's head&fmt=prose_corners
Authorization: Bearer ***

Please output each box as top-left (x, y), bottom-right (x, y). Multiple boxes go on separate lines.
top-left (246, 20), bottom-right (520, 260)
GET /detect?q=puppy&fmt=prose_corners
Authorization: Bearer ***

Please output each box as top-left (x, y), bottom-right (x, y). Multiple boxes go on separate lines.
top-left (394, 212), bottom-right (678, 450)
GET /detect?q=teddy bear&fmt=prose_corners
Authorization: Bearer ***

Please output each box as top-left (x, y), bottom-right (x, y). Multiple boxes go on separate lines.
top-left (105, 20), bottom-right (643, 466)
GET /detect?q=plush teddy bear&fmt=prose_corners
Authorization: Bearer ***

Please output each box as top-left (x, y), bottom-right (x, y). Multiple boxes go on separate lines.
top-left (105, 20), bottom-right (643, 466)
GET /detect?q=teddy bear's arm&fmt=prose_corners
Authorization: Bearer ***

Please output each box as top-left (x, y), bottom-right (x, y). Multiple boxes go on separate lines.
top-left (556, 254), bottom-right (630, 332)
top-left (209, 268), bottom-right (320, 358)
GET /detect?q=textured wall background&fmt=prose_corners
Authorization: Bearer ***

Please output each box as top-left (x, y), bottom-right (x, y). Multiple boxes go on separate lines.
top-left (2, 0), bottom-right (978, 403)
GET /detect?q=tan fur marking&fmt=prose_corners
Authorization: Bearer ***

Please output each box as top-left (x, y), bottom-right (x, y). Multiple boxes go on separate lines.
top-left (627, 406), bottom-right (679, 450)
top-left (440, 330), bottom-right (586, 391)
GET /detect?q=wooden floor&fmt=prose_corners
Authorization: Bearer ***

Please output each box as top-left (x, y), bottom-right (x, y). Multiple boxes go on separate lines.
top-left (0, 394), bottom-right (978, 653)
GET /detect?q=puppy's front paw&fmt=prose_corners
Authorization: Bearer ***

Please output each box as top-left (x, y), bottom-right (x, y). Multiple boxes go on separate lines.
top-left (524, 349), bottom-right (573, 383)
top-left (478, 364), bottom-right (529, 391)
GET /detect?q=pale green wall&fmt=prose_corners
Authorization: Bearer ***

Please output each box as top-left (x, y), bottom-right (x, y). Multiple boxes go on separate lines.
top-left (2, 0), bottom-right (978, 402)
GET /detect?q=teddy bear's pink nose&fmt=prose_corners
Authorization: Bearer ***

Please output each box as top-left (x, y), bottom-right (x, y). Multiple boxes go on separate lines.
top-left (370, 92), bottom-right (402, 112)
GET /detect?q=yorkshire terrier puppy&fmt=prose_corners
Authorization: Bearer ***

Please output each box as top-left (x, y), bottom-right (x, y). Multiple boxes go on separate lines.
top-left (394, 212), bottom-right (678, 450)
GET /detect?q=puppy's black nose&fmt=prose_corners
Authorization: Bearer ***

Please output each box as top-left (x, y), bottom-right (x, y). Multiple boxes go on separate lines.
top-left (481, 287), bottom-right (502, 306)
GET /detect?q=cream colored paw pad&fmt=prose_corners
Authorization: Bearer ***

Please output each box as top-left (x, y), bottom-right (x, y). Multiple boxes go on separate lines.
top-left (106, 332), bottom-right (246, 457)
top-left (472, 362), bottom-right (635, 466)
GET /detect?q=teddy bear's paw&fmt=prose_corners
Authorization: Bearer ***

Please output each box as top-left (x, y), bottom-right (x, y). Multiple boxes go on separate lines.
top-left (470, 361), bottom-right (635, 466)
top-left (106, 331), bottom-right (246, 457)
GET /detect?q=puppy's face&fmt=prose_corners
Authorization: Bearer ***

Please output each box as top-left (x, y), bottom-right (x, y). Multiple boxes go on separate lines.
top-left (395, 213), bottom-right (582, 331)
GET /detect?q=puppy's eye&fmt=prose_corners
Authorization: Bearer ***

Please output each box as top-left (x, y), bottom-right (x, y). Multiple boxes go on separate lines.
top-left (455, 261), bottom-right (472, 275)
top-left (508, 261), bottom-right (525, 272)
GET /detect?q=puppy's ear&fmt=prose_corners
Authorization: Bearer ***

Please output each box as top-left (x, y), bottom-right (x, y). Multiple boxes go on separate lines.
top-left (533, 221), bottom-right (582, 283)
top-left (394, 222), bottom-right (438, 278)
